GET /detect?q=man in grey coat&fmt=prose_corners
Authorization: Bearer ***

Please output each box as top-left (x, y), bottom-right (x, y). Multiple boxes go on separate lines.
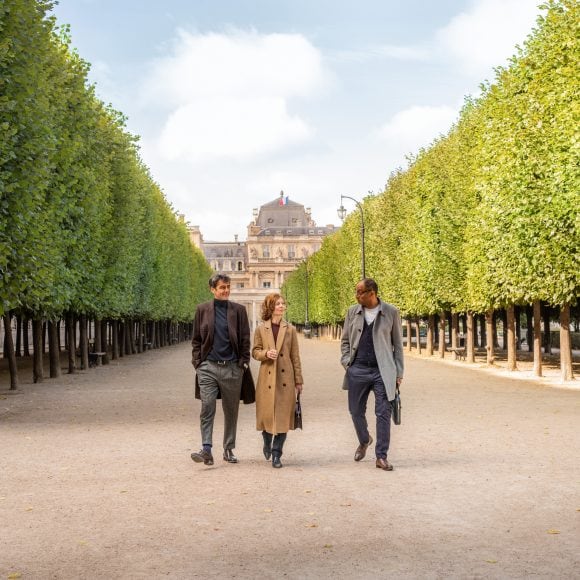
top-left (340, 278), bottom-right (404, 470)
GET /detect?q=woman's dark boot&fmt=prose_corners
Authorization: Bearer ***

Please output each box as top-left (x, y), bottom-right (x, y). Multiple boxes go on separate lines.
top-left (262, 431), bottom-right (273, 460)
top-left (272, 433), bottom-right (287, 468)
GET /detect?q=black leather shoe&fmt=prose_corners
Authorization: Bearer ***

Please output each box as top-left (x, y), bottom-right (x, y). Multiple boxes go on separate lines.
top-left (262, 432), bottom-right (272, 460)
top-left (223, 449), bottom-right (238, 463)
top-left (191, 449), bottom-right (214, 466)
top-left (272, 454), bottom-right (283, 468)
top-left (354, 435), bottom-right (373, 462)
top-left (263, 445), bottom-right (272, 461)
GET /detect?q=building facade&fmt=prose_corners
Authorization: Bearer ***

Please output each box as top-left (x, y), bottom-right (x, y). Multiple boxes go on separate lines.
top-left (188, 191), bottom-right (336, 329)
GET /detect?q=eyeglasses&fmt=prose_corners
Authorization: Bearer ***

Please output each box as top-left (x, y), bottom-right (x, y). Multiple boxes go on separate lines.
top-left (355, 289), bottom-right (370, 296)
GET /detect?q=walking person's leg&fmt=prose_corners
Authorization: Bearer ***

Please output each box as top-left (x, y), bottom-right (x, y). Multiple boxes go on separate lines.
top-left (220, 364), bottom-right (243, 460)
top-left (347, 365), bottom-right (373, 461)
top-left (272, 432), bottom-right (287, 468)
top-left (191, 362), bottom-right (220, 465)
top-left (372, 369), bottom-right (394, 471)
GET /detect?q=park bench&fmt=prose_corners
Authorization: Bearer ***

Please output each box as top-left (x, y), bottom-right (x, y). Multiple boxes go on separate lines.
top-left (88, 351), bottom-right (107, 367)
top-left (448, 347), bottom-right (466, 361)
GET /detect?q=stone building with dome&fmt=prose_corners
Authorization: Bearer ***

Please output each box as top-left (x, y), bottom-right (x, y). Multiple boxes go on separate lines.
top-left (188, 191), bottom-right (336, 328)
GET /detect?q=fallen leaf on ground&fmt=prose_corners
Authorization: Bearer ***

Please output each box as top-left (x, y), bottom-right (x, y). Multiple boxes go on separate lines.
top-left (323, 544), bottom-right (333, 549)
top-left (25, 506), bottom-right (34, 511)
top-left (305, 523), bottom-right (318, 528)
top-left (546, 529), bottom-right (560, 534)
top-left (304, 490), bottom-right (312, 494)
top-left (8, 573), bottom-right (22, 579)
top-left (120, 490), bottom-right (128, 494)
top-left (264, 508), bottom-right (272, 513)
top-left (485, 559), bottom-right (498, 564)
top-left (205, 500), bottom-right (216, 505)
top-left (340, 502), bottom-right (351, 507)
top-left (306, 511), bottom-right (315, 515)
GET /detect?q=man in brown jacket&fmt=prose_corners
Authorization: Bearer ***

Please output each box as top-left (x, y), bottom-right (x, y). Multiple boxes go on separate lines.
top-left (191, 273), bottom-right (253, 466)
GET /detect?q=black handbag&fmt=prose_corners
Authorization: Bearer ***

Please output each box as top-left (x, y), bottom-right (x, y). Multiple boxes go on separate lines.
top-left (392, 386), bottom-right (401, 425)
top-left (294, 394), bottom-right (303, 430)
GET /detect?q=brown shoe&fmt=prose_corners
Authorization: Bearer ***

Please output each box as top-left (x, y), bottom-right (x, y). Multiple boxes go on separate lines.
top-left (191, 449), bottom-right (214, 466)
top-left (354, 435), bottom-right (373, 462)
top-left (376, 458), bottom-right (393, 471)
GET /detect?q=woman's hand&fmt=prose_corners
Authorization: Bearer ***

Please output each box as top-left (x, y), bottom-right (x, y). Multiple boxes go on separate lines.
top-left (266, 349), bottom-right (278, 360)
top-left (295, 383), bottom-right (303, 394)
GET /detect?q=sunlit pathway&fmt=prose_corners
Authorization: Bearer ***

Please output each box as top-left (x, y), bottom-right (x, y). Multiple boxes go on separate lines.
top-left (1, 338), bottom-right (578, 579)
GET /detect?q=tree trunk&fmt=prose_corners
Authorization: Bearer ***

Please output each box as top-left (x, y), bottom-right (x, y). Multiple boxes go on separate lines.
top-left (506, 305), bottom-right (517, 371)
top-left (66, 312), bottom-right (75, 374)
top-left (500, 309), bottom-right (508, 350)
top-left (112, 319), bottom-right (119, 360)
top-left (15, 315), bottom-right (22, 357)
top-left (525, 305), bottom-right (533, 352)
top-left (405, 319), bottom-right (412, 352)
top-left (542, 303), bottom-right (552, 355)
top-left (120, 321), bottom-right (126, 357)
top-left (94, 318), bottom-right (102, 366)
top-left (438, 312), bottom-right (446, 358)
top-left (492, 311), bottom-right (499, 349)
top-left (415, 319), bottom-right (421, 355)
top-left (101, 320), bottom-right (109, 364)
top-left (79, 314), bottom-right (89, 370)
top-left (533, 300), bottom-right (542, 377)
top-left (151, 321), bottom-right (157, 350)
top-left (32, 318), bottom-right (44, 383)
top-left (485, 309), bottom-right (495, 365)
top-left (479, 315), bottom-right (486, 349)
top-left (426, 315), bottom-right (434, 356)
top-left (23, 316), bottom-right (30, 356)
top-left (3, 313), bottom-right (19, 390)
top-left (515, 306), bottom-right (522, 351)
top-left (48, 320), bottom-right (61, 378)
top-left (466, 312), bottom-right (475, 363)
top-left (559, 304), bottom-right (573, 381)
top-left (451, 313), bottom-right (458, 360)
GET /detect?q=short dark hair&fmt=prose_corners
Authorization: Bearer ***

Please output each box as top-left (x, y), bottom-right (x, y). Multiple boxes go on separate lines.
top-left (209, 273), bottom-right (231, 289)
top-left (360, 278), bottom-right (378, 294)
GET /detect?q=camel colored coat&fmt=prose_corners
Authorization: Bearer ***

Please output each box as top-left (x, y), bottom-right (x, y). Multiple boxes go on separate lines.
top-left (252, 320), bottom-right (303, 434)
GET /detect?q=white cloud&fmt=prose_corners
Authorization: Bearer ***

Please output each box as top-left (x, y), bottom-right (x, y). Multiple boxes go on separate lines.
top-left (377, 105), bottom-right (459, 154)
top-left (437, 0), bottom-right (543, 78)
top-left (140, 29), bottom-right (327, 162)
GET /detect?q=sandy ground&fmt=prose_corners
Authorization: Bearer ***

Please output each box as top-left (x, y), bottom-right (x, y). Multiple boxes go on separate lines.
top-left (1, 338), bottom-right (579, 579)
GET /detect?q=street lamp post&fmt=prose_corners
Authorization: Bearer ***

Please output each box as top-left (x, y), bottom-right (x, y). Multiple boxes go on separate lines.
top-left (337, 195), bottom-right (366, 278)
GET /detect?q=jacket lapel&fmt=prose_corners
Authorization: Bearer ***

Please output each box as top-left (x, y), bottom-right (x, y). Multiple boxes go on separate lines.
top-left (263, 321), bottom-right (276, 351)
top-left (226, 302), bottom-right (238, 352)
top-left (275, 320), bottom-right (288, 351)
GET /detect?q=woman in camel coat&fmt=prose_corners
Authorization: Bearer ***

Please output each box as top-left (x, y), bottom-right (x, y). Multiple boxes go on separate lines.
top-left (252, 293), bottom-right (303, 468)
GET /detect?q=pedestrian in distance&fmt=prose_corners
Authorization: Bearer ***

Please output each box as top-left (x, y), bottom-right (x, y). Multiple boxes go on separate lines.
top-left (191, 273), bottom-right (255, 466)
top-left (252, 294), bottom-right (303, 468)
top-left (340, 278), bottom-right (404, 471)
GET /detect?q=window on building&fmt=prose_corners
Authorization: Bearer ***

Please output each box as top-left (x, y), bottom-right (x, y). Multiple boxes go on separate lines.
top-left (287, 245), bottom-right (295, 258)
top-left (237, 261), bottom-right (243, 271)
top-left (263, 281), bottom-right (271, 288)
top-left (236, 283), bottom-right (245, 289)
top-left (262, 245), bottom-right (270, 258)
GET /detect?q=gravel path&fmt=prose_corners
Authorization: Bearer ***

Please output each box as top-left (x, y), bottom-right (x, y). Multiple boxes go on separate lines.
top-left (1, 338), bottom-right (578, 579)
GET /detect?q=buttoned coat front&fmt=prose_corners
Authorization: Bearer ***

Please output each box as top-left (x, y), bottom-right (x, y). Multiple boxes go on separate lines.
top-left (252, 320), bottom-right (303, 434)
top-left (340, 299), bottom-right (404, 401)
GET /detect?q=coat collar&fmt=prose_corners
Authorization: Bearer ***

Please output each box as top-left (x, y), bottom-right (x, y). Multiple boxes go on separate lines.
top-left (263, 319), bottom-right (289, 351)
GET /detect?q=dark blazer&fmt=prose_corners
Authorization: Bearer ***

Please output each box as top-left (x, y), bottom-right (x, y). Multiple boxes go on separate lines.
top-left (192, 300), bottom-right (255, 404)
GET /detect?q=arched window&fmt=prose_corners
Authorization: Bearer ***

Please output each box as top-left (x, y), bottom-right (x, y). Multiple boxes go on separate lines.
top-left (237, 261), bottom-right (243, 271)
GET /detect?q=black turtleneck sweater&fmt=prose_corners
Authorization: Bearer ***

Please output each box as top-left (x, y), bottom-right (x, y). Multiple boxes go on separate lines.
top-left (207, 299), bottom-right (236, 361)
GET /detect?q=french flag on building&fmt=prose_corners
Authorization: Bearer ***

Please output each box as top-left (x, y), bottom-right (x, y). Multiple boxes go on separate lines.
top-left (279, 191), bottom-right (289, 205)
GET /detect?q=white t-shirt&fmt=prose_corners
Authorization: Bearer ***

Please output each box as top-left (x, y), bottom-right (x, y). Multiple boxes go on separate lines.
top-left (364, 304), bottom-right (380, 325)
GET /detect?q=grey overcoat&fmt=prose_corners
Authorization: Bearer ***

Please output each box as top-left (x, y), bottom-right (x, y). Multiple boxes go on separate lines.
top-left (340, 299), bottom-right (404, 401)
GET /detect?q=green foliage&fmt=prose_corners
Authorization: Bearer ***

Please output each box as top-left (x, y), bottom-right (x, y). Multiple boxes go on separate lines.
top-left (284, 0), bottom-right (578, 321)
top-left (0, 0), bottom-right (211, 320)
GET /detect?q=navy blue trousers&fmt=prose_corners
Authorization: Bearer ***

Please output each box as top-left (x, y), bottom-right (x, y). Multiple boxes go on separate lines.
top-left (347, 364), bottom-right (392, 459)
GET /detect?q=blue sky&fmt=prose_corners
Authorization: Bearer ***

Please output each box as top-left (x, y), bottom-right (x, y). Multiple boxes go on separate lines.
top-left (51, 0), bottom-right (543, 241)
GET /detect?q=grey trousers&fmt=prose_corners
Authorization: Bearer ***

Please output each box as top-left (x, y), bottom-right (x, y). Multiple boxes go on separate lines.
top-left (197, 361), bottom-right (243, 450)
top-left (347, 364), bottom-right (393, 459)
